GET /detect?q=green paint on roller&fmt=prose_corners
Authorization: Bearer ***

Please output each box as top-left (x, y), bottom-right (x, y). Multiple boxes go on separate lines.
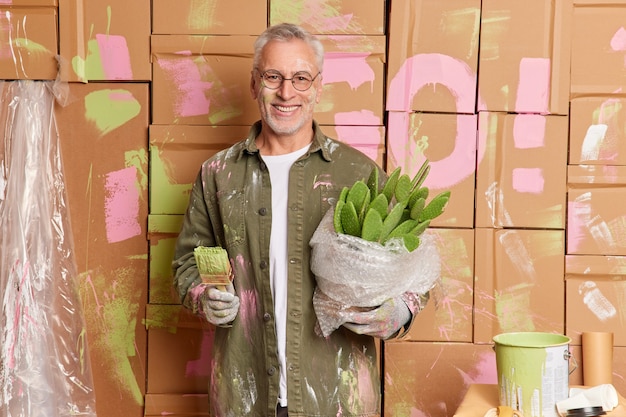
top-left (493, 332), bottom-right (571, 417)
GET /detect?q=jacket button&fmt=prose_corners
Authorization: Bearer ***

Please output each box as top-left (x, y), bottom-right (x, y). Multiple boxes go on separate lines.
top-left (263, 313), bottom-right (271, 322)
top-left (260, 260), bottom-right (268, 269)
top-left (258, 207), bottom-right (267, 215)
top-left (267, 366), bottom-right (276, 376)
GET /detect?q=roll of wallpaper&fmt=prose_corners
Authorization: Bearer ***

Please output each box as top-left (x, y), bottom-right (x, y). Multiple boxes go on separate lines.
top-left (582, 332), bottom-right (614, 386)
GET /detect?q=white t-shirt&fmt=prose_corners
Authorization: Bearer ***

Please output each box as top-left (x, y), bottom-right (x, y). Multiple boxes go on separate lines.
top-left (261, 144), bottom-right (310, 407)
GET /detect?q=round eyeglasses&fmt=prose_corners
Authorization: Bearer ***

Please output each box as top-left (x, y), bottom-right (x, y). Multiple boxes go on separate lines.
top-left (256, 69), bottom-right (321, 91)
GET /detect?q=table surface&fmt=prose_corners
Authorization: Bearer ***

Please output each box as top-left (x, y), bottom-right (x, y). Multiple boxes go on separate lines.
top-left (453, 384), bottom-right (626, 417)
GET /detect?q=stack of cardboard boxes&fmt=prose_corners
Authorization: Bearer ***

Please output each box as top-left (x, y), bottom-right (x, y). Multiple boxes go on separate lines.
top-left (2, 0), bottom-right (626, 416)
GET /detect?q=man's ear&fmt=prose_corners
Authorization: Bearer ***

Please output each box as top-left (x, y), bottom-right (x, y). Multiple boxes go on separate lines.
top-left (250, 72), bottom-right (259, 99)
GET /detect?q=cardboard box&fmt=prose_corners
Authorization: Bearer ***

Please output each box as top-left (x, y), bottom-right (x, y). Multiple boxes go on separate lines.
top-left (403, 228), bottom-right (475, 343)
top-left (567, 166), bottom-right (626, 255)
top-left (475, 112), bottom-right (568, 229)
top-left (386, 111), bottom-right (477, 228)
top-left (565, 255), bottom-right (626, 346)
top-left (571, 3), bottom-right (626, 97)
top-left (386, 0), bottom-right (481, 114)
top-left (0, 7), bottom-right (58, 80)
top-left (153, 0), bottom-right (267, 35)
top-left (384, 342), bottom-right (497, 417)
top-left (144, 393), bottom-right (209, 417)
top-left (478, 0), bottom-right (572, 115)
top-left (146, 304), bottom-right (213, 394)
top-left (148, 214), bottom-right (183, 304)
top-left (59, 0), bottom-right (151, 82)
top-left (315, 35), bottom-right (386, 126)
top-left (320, 124), bottom-right (385, 166)
top-left (269, 0), bottom-right (385, 35)
top-left (3, 0), bottom-right (57, 5)
top-left (149, 125), bottom-right (248, 214)
top-left (474, 228), bottom-right (565, 344)
top-left (151, 35), bottom-right (257, 126)
top-left (569, 97), bottom-right (626, 165)
top-left (56, 82), bottom-right (150, 417)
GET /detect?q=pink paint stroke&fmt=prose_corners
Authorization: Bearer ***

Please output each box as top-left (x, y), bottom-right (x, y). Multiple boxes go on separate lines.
top-left (515, 57), bottom-right (550, 114)
top-left (513, 114), bottom-right (546, 149)
top-left (610, 27), bottom-right (626, 51)
top-left (387, 112), bottom-right (482, 190)
top-left (157, 57), bottom-right (213, 118)
top-left (96, 34), bottom-right (133, 80)
top-left (512, 167), bottom-right (545, 194)
top-left (322, 52), bottom-right (374, 91)
top-left (334, 124), bottom-right (382, 162)
top-left (104, 166), bottom-right (141, 243)
top-left (387, 53), bottom-right (478, 114)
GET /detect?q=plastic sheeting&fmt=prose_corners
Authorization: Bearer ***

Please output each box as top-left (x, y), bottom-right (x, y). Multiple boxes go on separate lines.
top-left (310, 206), bottom-right (441, 336)
top-left (0, 81), bottom-right (97, 417)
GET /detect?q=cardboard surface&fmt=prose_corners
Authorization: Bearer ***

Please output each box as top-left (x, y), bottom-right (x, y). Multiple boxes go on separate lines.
top-left (56, 82), bottom-right (149, 417)
top-left (315, 35), bottom-right (386, 126)
top-left (59, 0), bottom-right (151, 82)
top-left (152, 0), bottom-right (267, 35)
top-left (569, 97), bottom-right (626, 165)
top-left (387, 111), bottom-right (478, 228)
top-left (146, 305), bottom-right (213, 394)
top-left (478, 0), bottom-right (571, 115)
top-left (386, 0), bottom-right (481, 114)
top-left (571, 4), bottom-right (626, 97)
top-left (474, 228), bottom-right (565, 344)
top-left (148, 214), bottom-right (183, 304)
top-left (269, 0), bottom-right (386, 35)
top-left (384, 342), bottom-right (497, 417)
top-left (151, 35), bottom-right (256, 126)
top-left (0, 7), bottom-right (58, 80)
top-left (475, 112), bottom-right (568, 229)
top-left (149, 125), bottom-right (248, 214)
top-left (565, 255), bottom-right (626, 346)
top-left (320, 124), bottom-right (385, 166)
top-left (403, 228), bottom-right (475, 342)
top-left (567, 167), bottom-right (626, 255)
top-left (144, 393), bottom-right (209, 416)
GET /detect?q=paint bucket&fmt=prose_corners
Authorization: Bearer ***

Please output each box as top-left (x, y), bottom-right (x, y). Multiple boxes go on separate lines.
top-left (493, 332), bottom-right (573, 417)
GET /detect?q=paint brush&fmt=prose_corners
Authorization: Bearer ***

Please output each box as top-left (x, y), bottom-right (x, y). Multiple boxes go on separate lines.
top-left (193, 246), bottom-right (232, 291)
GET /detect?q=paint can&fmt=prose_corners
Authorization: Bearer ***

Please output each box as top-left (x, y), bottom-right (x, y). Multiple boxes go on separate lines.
top-left (493, 332), bottom-right (573, 417)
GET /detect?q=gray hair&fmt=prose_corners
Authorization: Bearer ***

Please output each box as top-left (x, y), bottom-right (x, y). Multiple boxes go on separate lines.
top-left (253, 23), bottom-right (324, 72)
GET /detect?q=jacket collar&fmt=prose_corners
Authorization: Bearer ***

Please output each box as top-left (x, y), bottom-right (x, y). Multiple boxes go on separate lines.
top-left (240, 120), bottom-right (333, 162)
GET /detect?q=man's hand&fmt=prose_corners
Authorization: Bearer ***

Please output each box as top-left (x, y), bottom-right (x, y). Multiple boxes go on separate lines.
top-left (199, 282), bottom-right (240, 326)
top-left (343, 296), bottom-right (411, 339)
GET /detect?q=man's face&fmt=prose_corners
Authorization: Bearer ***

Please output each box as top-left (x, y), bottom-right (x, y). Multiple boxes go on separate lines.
top-left (250, 39), bottom-right (323, 138)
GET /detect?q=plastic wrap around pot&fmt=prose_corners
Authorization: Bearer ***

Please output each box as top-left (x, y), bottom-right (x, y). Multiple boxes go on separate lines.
top-left (310, 207), bottom-right (441, 308)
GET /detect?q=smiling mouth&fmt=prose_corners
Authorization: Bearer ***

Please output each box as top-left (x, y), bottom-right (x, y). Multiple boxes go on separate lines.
top-left (274, 104), bottom-right (299, 113)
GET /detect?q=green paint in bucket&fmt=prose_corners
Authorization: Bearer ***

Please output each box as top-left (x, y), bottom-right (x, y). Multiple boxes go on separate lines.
top-left (493, 332), bottom-right (571, 417)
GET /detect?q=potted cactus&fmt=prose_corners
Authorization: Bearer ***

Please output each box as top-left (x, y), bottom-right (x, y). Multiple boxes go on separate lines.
top-left (309, 160), bottom-right (449, 336)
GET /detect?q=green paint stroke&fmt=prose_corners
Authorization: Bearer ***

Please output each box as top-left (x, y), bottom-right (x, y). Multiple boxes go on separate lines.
top-left (143, 304), bottom-right (182, 333)
top-left (81, 267), bottom-right (143, 405)
top-left (12, 38), bottom-right (51, 54)
top-left (125, 148), bottom-right (149, 192)
top-left (495, 283), bottom-right (535, 333)
top-left (150, 145), bottom-right (192, 213)
top-left (72, 24), bottom-right (105, 80)
top-left (84, 89), bottom-right (141, 137)
top-left (188, 0), bottom-right (217, 31)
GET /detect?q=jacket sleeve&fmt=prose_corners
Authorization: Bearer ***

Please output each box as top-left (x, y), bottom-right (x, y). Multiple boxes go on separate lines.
top-left (171, 169), bottom-right (217, 313)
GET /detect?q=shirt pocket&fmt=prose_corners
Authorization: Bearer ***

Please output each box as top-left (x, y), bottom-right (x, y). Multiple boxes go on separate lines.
top-left (214, 188), bottom-right (246, 248)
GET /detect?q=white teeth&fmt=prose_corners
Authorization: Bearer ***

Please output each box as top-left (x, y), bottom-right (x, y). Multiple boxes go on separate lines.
top-left (275, 105), bottom-right (297, 112)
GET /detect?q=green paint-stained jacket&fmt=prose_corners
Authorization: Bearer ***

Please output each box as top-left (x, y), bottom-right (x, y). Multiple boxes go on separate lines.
top-left (172, 121), bottom-right (413, 417)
